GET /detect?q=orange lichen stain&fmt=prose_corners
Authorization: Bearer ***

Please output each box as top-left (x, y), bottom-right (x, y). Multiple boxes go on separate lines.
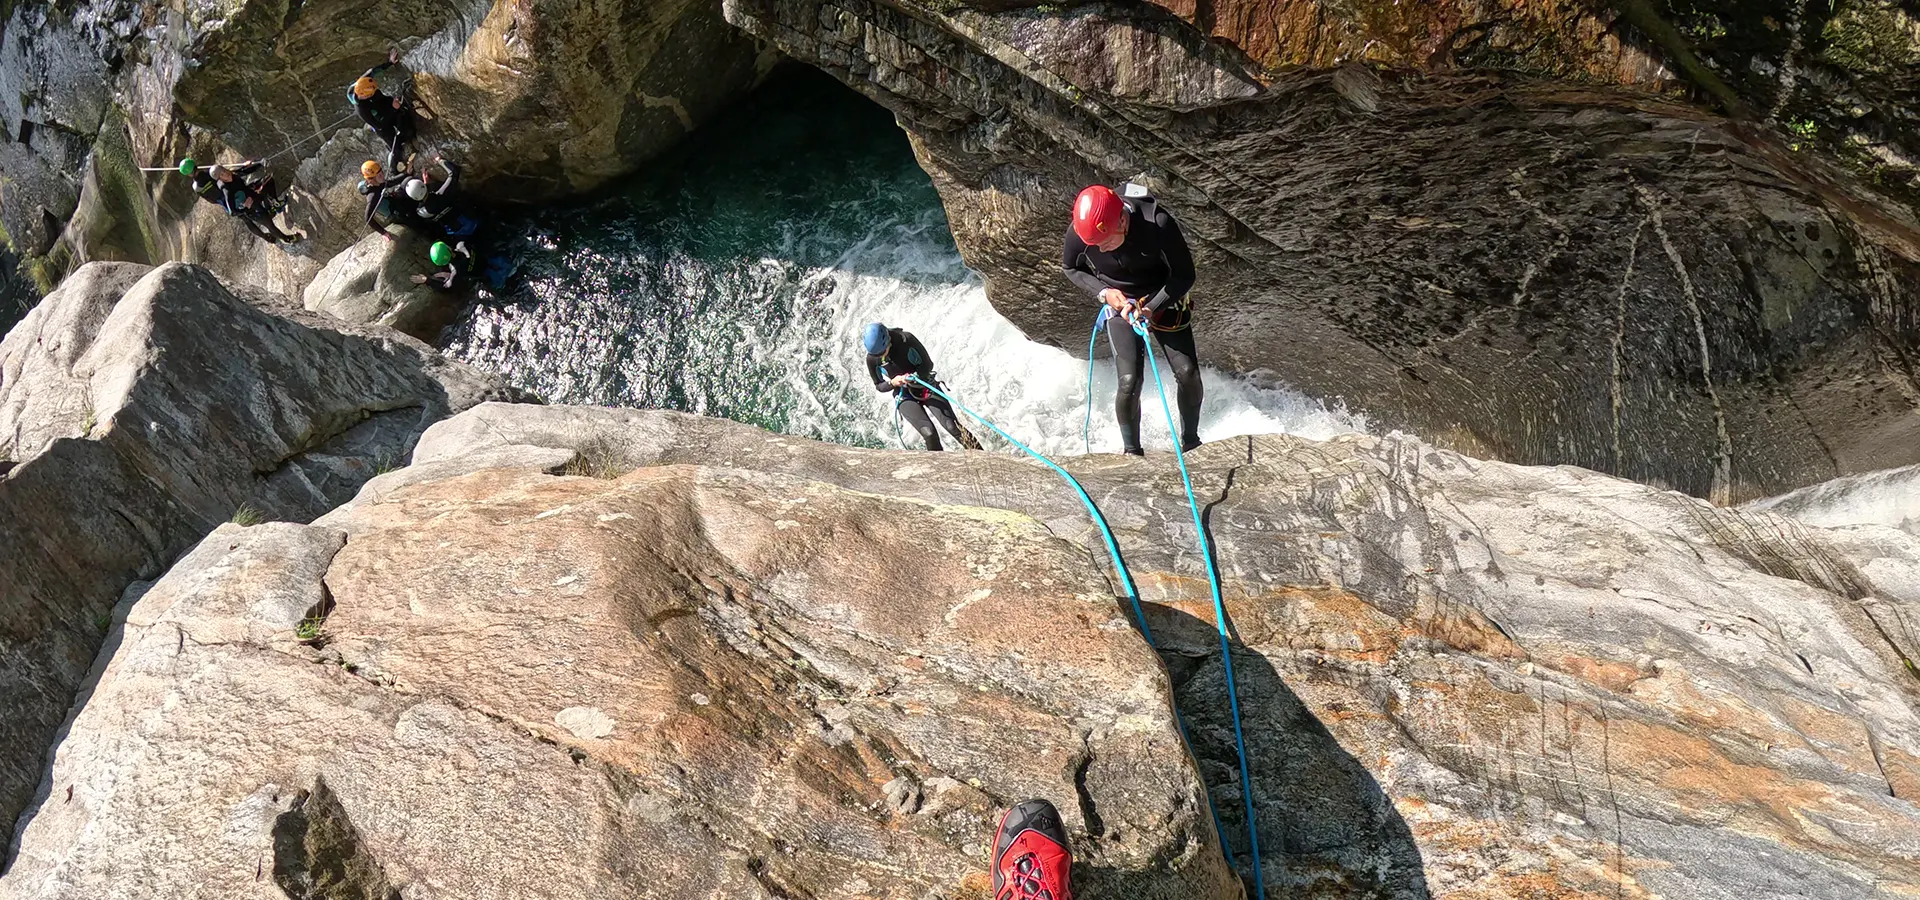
top-left (1604, 716), bottom-right (1900, 841)
top-left (1882, 745), bottom-right (1920, 801)
top-left (1142, 0), bottom-right (1673, 89)
top-left (1410, 598), bottom-right (1525, 658)
top-left (1231, 584), bottom-right (1403, 661)
top-left (1539, 653), bottom-right (1645, 693)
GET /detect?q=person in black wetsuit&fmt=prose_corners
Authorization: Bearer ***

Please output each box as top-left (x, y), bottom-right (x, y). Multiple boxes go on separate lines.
top-left (864, 322), bottom-right (979, 451)
top-left (191, 161), bottom-right (302, 244)
top-left (359, 159), bottom-right (420, 241)
top-left (403, 155), bottom-right (481, 240)
top-left (350, 49), bottom-right (416, 174)
top-left (1061, 183), bottom-right (1201, 456)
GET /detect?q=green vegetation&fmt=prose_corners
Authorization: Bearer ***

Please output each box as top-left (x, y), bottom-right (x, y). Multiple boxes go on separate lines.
top-left (294, 616), bottom-right (328, 645)
top-left (229, 504), bottom-right (264, 526)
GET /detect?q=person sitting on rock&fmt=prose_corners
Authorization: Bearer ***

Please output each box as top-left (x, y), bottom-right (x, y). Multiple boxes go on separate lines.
top-left (349, 49), bottom-right (418, 175)
top-left (991, 798), bottom-right (1074, 900)
top-left (403, 154), bottom-right (481, 240)
top-left (409, 240), bottom-right (471, 292)
top-left (191, 161), bottom-right (303, 244)
top-left (863, 322), bottom-right (979, 451)
top-left (359, 159), bottom-right (422, 242)
top-left (1062, 182), bottom-right (1201, 456)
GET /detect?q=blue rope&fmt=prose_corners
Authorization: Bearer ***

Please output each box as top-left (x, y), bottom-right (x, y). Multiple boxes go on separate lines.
top-left (1082, 307), bottom-right (1109, 455)
top-left (1131, 317), bottom-right (1266, 897)
top-left (905, 374), bottom-right (1238, 878)
top-left (907, 376), bottom-right (1151, 639)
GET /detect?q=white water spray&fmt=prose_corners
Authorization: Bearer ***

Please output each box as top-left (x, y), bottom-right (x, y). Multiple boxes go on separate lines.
top-left (750, 208), bottom-right (1367, 455)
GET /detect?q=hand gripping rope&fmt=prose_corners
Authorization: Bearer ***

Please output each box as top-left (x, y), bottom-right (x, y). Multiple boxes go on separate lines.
top-left (908, 371), bottom-right (1265, 896)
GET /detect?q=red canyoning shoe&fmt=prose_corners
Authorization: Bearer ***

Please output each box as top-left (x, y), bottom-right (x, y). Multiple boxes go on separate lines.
top-left (991, 799), bottom-right (1074, 900)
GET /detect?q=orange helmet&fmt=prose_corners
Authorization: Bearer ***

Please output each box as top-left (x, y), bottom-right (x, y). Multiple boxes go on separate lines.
top-left (361, 160), bottom-right (383, 180)
top-left (352, 76), bottom-right (379, 99)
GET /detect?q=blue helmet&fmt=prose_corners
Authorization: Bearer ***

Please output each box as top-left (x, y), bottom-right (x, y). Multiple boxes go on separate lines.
top-left (862, 322), bottom-right (889, 355)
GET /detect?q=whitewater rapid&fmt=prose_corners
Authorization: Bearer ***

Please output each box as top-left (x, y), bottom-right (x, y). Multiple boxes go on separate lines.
top-left (447, 201), bottom-right (1365, 456)
top-left (442, 68), bottom-right (1365, 454)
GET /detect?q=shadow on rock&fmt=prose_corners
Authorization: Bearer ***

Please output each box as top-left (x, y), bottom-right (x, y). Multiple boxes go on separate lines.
top-left (1147, 603), bottom-right (1433, 899)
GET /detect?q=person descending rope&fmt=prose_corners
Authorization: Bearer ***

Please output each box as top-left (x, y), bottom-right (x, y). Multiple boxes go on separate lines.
top-left (358, 160), bottom-right (421, 241)
top-left (404, 154), bottom-right (481, 239)
top-left (864, 322), bottom-right (980, 451)
top-left (990, 799), bottom-right (1074, 900)
top-left (409, 240), bottom-right (471, 292)
top-left (349, 49), bottom-right (417, 174)
top-left (1062, 183), bottom-right (1202, 455)
top-left (190, 161), bottom-right (303, 244)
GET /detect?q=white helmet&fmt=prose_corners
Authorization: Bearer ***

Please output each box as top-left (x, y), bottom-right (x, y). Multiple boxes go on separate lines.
top-left (404, 179), bottom-right (428, 201)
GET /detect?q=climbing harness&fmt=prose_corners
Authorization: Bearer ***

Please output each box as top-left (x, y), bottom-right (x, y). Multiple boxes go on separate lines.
top-left (908, 373), bottom-right (1257, 893)
top-left (1131, 316), bottom-right (1265, 898)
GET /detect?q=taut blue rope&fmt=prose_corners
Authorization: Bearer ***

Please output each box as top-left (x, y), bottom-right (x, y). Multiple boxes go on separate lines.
top-left (1130, 315), bottom-right (1265, 896)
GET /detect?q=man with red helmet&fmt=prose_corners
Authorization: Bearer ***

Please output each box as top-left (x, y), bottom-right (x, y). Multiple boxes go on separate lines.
top-left (1061, 183), bottom-right (1201, 455)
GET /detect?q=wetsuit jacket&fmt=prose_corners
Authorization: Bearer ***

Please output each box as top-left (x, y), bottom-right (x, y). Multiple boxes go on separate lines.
top-left (417, 160), bottom-right (461, 221)
top-left (361, 180), bottom-right (419, 236)
top-left (866, 329), bottom-right (938, 397)
top-left (191, 162), bottom-right (268, 217)
top-left (351, 61), bottom-right (403, 131)
top-left (1061, 197), bottom-right (1195, 328)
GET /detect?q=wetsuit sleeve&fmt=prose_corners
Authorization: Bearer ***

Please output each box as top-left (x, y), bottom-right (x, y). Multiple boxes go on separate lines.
top-left (361, 61), bottom-right (394, 80)
top-left (866, 354), bottom-right (890, 392)
top-left (231, 161), bottom-right (262, 177)
top-left (365, 188), bottom-right (388, 235)
top-left (437, 161), bottom-right (459, 195)
top-left (1060, 227), bottom-right (1110, 299)
top-left (1144, 210), bottom-right (1195, 313)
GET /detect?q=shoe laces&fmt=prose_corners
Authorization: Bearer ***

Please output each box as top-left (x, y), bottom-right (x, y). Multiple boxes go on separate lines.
top-left (996, 851), bottom-right (1064, 900)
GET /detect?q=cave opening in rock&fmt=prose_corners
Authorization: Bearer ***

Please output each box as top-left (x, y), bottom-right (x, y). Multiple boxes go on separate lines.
top-left (440, 65), bottom-right (1365, 455)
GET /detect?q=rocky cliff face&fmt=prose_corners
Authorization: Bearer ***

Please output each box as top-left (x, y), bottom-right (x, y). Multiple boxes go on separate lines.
top-left (7, 400), bottom-right (1917, 898)
top-left (0, 0), bottom-right (769, 297)
top-left (0, 261), bottom-right (510, 853)
top-left (723, 0), bottom-right (1920, 503)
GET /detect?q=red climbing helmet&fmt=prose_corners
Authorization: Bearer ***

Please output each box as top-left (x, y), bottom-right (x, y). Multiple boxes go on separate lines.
top-left (1071, 185), bottom-right (1126, 245)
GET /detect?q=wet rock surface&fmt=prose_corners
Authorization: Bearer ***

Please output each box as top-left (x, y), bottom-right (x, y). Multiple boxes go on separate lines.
top-left (0, 261), bottom-right (508, 851)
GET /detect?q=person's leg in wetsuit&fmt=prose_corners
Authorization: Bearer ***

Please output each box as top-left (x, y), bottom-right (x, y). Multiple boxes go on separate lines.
top-left (242, 215), bottom-right (300, 243)
top-left (1109, 323), bottom-right (1147, 455)
top-left (898, 397), bottom-right (945, 451)
top-left (922, 393), bottom-right (969, 450)
top-left (1154, 325), bottom-right (1204, 451)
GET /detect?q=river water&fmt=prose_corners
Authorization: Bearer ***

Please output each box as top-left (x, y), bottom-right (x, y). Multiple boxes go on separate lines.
top-left (441, 70), bottom-right (1365, 456)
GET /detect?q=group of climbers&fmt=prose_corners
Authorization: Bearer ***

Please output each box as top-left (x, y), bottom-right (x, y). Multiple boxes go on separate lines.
top-left (866, 182), bottom-right (1203, 458)
top-left (180, 48), bottom-right (478, 292)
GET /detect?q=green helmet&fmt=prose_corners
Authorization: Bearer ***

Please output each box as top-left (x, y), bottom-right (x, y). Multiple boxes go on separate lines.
top-left (429, 242), bottom-right (453, 266)
top-left (177, 157), bottom-right (196, 176)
